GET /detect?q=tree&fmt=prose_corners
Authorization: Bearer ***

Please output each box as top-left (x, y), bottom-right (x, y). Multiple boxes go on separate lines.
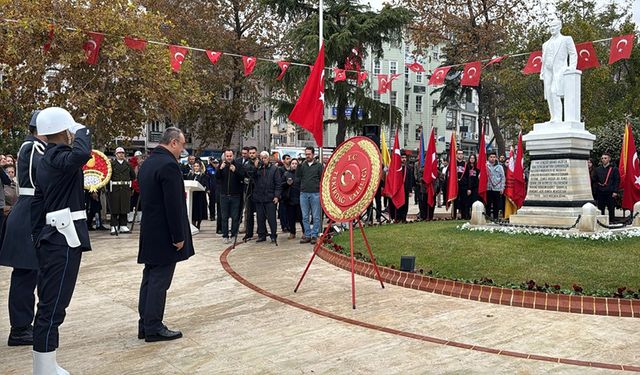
top-left (262, 0), bottom-right (415, 145)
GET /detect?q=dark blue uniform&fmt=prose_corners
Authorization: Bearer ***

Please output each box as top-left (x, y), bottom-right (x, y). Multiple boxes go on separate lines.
top-left (30, 127), bottom-right (92, 352)
top-left (0, 135), bottom-right (46, 340)
top-left (137, 146), bottom-right (194, 336)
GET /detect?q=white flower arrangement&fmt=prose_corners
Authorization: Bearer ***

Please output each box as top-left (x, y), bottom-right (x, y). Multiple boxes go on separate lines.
top-left (459, 222), bottom-right (640, 241)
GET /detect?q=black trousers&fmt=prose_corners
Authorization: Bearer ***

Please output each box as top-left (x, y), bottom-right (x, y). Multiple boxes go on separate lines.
top-left (110, 213), bottom-right (128, 227)
top-left (208, 190), bottom-right (216, 219)
top-left (215, 191), bottom-right (222, 232)
top-left (33, 244), bottom-right (82, 352)
top-left (9, 268), bottom-right (38, 328)
top-left (597, 191), bottom-right (616, 221)
top-left (417, 191), bottom-right (428, 220)
top-left (487, 190), bottom-right (502, 219)
top-left (220, 195), bottom-right (241, 239)
top-left (286, 203), bottom-right (301, 235)
top-left (244, 198), bottom-right (255, 238)
top-left (255, 201), bottom-right (277, 240)
top-left (138, 263), bottom-right (176, 335)
top-left (278, 201), bottom-right (289, 231)
top-left (454, 191), bottom-right (469, 219)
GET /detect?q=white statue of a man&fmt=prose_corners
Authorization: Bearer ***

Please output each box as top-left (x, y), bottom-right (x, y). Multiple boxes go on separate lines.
top-left (540, 18), bottom-right (577, 123)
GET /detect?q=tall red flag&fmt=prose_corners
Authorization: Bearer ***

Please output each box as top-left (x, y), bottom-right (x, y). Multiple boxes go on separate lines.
top-left (505, 131), bottom-right (526, 208)
top-left (522, 51), bottom-right (542, 75)
top-left (609, 34), bottom-right (635, 64)
top-left (422, 128), bottom-right (438, 207)
top-left (276, 61), bottom-right (289, 80)
top-left (206, 50), bottom-right (223, 64)
top-left (124, 36), bottom-right (147, 51)
top-left (43, 24), bottom-right (54, 53)
top-left (477, 126), bottom-right (488, 202)
top-left (622, 126), bottom-right (640, 210)
top-left (169, 45), bottom-right (188, 72)
top-left (83, 32), bottom-right (104, 65)
top-left (575, 41), bottom-right (600, 71)
top-left (356, 70), bottom-right (367, 86)
top-left (382, 129), bottom-right (405, 209)
top-left (446, 133), bottom-right (458, 209)
top-left (288, 44), bottom-right (325, 147)
top-left (333, 67), bottom-right (346, 82)
top-left (428, 66), bottom-right (451, 86)
top-left (461, 61), bottom-right (482, 87)
top-left (243, 56), bottom-right (257, 76)
top-left (620, 123), bottom-right (630, 189)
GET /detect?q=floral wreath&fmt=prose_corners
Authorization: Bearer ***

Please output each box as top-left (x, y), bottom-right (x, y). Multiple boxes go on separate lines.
top-left (82, 149), bottom-right (112, 192)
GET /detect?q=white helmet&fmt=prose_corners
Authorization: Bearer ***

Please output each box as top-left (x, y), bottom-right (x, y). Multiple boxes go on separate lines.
top-left (36, 107), bottom-right (81, 136)
top-left (115, 147), bottom-right (125, 154)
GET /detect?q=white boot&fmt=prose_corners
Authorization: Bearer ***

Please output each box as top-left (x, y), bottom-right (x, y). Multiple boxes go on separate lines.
top-left (33, 350), bottom-right (69, 375)
top-left (110, 226), bottom-right (117, 235)
top-left (119, 226), bottom-right (130, 233)
top-left (135, 211), bottom-right (142, 223)
top-left (127, 212), bottom-right (134, 223)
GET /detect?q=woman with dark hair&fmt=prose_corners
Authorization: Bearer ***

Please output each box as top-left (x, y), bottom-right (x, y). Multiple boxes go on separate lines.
top-left (463, 154), bottom-right (480, 220)
top-left (282, 159), bottom-right (302, 239)
top-left (187, 160), bottom-right (209, 229)
top-left (587, 158), bottom-right (597, 200)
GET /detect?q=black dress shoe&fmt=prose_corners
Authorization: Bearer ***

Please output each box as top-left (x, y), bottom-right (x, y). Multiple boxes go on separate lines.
top-left (8, 326), bottom-right (33, 346)
top-left (138, 330), bottom-right (145, 339)
top-left (144, 327), bottom-right (182, 342)
top-left (255, 237), bottom-right (266, 243)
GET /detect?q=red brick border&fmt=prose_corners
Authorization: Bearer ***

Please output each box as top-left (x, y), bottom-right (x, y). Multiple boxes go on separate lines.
top-left (316, 246), bottom-right (640, 318)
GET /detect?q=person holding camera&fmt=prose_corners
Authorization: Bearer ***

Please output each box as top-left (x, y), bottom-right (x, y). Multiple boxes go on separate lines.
top-left (251, 151), bottom-right (282, 243)
top-left (216, 149), bottom-right (246, 244)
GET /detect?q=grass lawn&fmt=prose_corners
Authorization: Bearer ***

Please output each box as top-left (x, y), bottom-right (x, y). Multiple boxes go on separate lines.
top-left (331, 221), bottom-right (640, 293)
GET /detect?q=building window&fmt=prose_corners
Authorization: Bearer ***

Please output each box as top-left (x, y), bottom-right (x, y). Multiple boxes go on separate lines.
top-left (404, 94), bottom-right (410, 111)
top-left (415, 126), bottom-right (422, 141)
top-left (432, 49), bottom-right (439, 60)
top-left (223, 88), bottom-right (233, 100)
top-left (466, 90), bottom-right (473, 103)
top-left (404, 125), bottom-right (409, 147)
top-left (415, 95), bottom-right (423, 113)
top-left (391, 91), bottom-right (397, 107)
top-left (389, 61), bottom-right (397, 75)
top-left (150, 120), bottom-right (161, 133)
top-left (404, 65), bottom-right (409, 81)
top-left (374, 92), bottom-right (380, 101)
top-left (446, 110), bottom-right (457, 130)
top-left (432, 100), bottom-right (438, 115)
top-left (462, 115), bottom-right (476, 134)
top-left (374, 60), bottom-right (381, 75)
top-left (416, 71), bottom-right (423, 83)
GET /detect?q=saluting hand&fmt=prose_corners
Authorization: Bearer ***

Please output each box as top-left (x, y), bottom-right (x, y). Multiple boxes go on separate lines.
top-left (173, 241), bottom-right (184, 251)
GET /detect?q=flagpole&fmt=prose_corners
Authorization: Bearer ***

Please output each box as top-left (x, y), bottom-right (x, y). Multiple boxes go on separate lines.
top-left (319, 0), bottom-right (325, 232)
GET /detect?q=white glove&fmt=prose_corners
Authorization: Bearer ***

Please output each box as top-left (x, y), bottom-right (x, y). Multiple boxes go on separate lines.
top-left (68, 124), bottom-right (86, 135)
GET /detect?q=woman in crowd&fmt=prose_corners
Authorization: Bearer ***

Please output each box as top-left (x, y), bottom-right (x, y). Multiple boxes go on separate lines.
top-left (187, 160), bottom-right (209, 229)
top-left (3, 165), bottom-right (18, 209)
top-left (587, 158), bottom-right (597, 200)
top-left (282, 158), bottom-right (301, 239)
top-left (462, 154), bottom-right (480, 220)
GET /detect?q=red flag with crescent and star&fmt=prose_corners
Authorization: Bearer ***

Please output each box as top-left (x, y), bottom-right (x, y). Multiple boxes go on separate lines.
top-left (504, 131), bottom-right (526, 208)
top-left (169, 45), bottom-right (188, 72)
top-left (206, 50), bottom-right (223, 65)
top-left (446, 132), bottom-right (458, 209)
top-left (522, 51), bottom-right (542, 75)
top-left (288, 43), bottom-right (324, 147)
top-left (356, 70), bottom-right (367, 86)
top-left (276, 61), bottom-right (290, 80)
top-left (486, 55), bottom-right (508, 66)
top-left (382, 129), bottom-right (405, 209)
top-left (622, 125), bottom-right (640, 210)
top-left (609, 34), bottom-right (635, 64)
top-left (377, 74), bottom-right (388, 94)
top-left (243, 56), bottom-right (257, 76)
top-left (406, 61), bottom-right (425, 73)
top-left (43, 24), bottom-right (54, 53)
top-left (461, 61), bottom-right (482, 87)
top-left (124, 36), bottom-right (147, 51)
top-left (422, 127), bottom-right (438, 207)
top-left (477, 126), bottom-right (488, 202)
top-left (83, 32), bottom-right (104, 65)
top-left (428, 66), bottom-right (450, 86)
top-left (333, 67), bottom-right (346, 82)
top-left (575, 42), bottom-right (600, 71)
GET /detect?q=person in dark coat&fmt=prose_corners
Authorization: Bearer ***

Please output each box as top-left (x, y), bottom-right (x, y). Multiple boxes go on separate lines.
top-left (453, 150), bottom-right (468, 219)
top-left (282, 159), bottom-right (301, 239)
top-left (137, 127), bottom-right (194, 343)
top-left (109, 147), bottom-right (136, 235)
top-left (205, 157), bottom-right (218, 221)
top-left (216, 149), bottom-right (246, 243)
top-left (251, 151), bottom-right (282, 243)
top-left (241, 146), bottom-right (258, 241)
top-left (29, 107), bottom-right (92, 373)
top-left (595, 153), bottom-right (620, 222)
top-left (278, 154), bottom-right (292, 232)
top-left (462, 154), bottom-right (480, 220)
top-left (186, 160), bottom-right (209, 229)
top-left (0, 110), bottom-right (45, 347)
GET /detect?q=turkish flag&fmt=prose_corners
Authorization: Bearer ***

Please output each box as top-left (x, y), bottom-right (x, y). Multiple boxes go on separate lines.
top-left (243, 56), bottom-right (257, 77)
top-left (377, 74), bottom-right (389, 94)
top-left (422, 128), bottom-right (438, 207)
top-left (477, 126), bottom-right (487, 202)
top-left (406, 61), bottom-right (425, 73)
top-left (461, 61), bottom-right (482, 87)
top-left (446, 132), bottom-right (458, 209)
top-left (428, 66), bottom-right (450, 86)
top-left (333, 68), bottom-right (346, 82)
top-left (169, 45), bottom-right (188, 72)
top-left (43, 24), bottom-right (54, 53)
top-left (505, 131), bottom-right (526, 208)
top-left (382, 129), bottom-right (405, 209)
top-left (276, 61), bottom-right (290, 80)
top-left (124, 36), bottom-right (147, 51)
top-left (356, 70), bottom-right (367, 86)
top-left (487, 55), bottom-right (508, 66)
top-left (619, 123), bottom-right (630, 189)
top-left (83, 32), bottom-right (104, 65)
top-left (288, 44), bottom-right (325, 147)
top-left (622, 125), bottom-right (640, 210)
top-left (206, 50), bottom-right (223, 65)
top-left (609, 34), bottom-right (635, 64)
top-left (522, 51), bottom-right (542, 75)
top-left (576, 42), bottom-right (600, 70)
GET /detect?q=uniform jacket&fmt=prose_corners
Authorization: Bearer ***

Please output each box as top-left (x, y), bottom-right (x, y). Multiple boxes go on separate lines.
top-left (109, 159), bottom-right (136, 214)
top-left (595, 164), bottom-right (620, 194)
top-left (251, 162), bottom-right (282, 203)
top-left (31, 128), bottom-right (92, 251)
top-left (137, 146), bottom-right (194, 265)
top-left (0, 135), bottom-right (46, 269)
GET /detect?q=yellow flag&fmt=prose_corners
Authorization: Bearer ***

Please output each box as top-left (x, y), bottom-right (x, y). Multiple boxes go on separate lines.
top-left (380, 131), bottom-right (391, 167)
top-left (504, 197), bottom-right (518, 219)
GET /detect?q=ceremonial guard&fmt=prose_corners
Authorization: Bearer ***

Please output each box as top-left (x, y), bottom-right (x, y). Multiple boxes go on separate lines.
top-left (0, 111), bottom-right (45, 347)
top-left (109, 147), bottom-right (136, 235)
top-left (30, 107), bottom-right (92, 374)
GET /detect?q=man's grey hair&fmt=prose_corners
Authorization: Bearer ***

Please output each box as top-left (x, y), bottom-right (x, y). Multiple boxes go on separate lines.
top-left (159, 126), bottom-right (183, 145)
top-left (260, 151), bottom-right (270, 158)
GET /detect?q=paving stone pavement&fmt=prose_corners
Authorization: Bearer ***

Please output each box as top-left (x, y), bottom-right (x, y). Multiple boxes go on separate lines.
top-left (1, 219), bottom-right (638, 374)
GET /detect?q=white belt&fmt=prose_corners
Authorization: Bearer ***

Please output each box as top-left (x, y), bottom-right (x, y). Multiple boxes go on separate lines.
top-left (111, 181), bottom-right (131, 186)
top-left (70, 210), bottom-right (87, 220)
top-left (19, 187), bottom-right (35, 196)
top-left (45, 208), bottom-right (86, 248)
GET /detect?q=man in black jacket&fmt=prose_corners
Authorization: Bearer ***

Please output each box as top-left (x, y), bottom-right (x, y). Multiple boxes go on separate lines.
top-left (137, 127), bottom-right (195, 343)
top-left (216, 149), bottom-right (246, 243)
top-left (30, 107), bottom-right (92, 373)
top-left (595, 153), bottom-right (620, 221)
top-left (252, 151), bottom-right (282, 243)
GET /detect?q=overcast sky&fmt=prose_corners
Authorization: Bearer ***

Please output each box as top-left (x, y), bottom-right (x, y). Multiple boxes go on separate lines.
top-left (361, 0), bottom-right (640, 25)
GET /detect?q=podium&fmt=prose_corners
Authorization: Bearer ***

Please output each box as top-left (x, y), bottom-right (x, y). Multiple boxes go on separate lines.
top-left (184, 180), bottom-right (206, 235)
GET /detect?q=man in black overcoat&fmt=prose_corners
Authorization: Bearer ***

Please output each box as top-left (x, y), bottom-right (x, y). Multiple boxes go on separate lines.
top-left (137, 127), bottom-right (194, 342)
top-left (595, 152), bottom-right (620, 222)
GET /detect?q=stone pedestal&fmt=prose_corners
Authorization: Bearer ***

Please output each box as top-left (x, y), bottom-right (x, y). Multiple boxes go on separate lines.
top-left (509, 121), bottom-right (608, 227)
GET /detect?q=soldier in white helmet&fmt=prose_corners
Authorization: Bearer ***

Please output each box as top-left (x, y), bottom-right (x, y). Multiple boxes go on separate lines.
top-left (108, 146), bottom-right (135, 235)
top-left (30, 107), bottom-right (92, 375)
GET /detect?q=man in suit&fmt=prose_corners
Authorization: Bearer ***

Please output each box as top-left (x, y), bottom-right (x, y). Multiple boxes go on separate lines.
top-left (137, 127), bottom-right (194, 342)
top-left (540, 17), bottom-right (577, 123)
